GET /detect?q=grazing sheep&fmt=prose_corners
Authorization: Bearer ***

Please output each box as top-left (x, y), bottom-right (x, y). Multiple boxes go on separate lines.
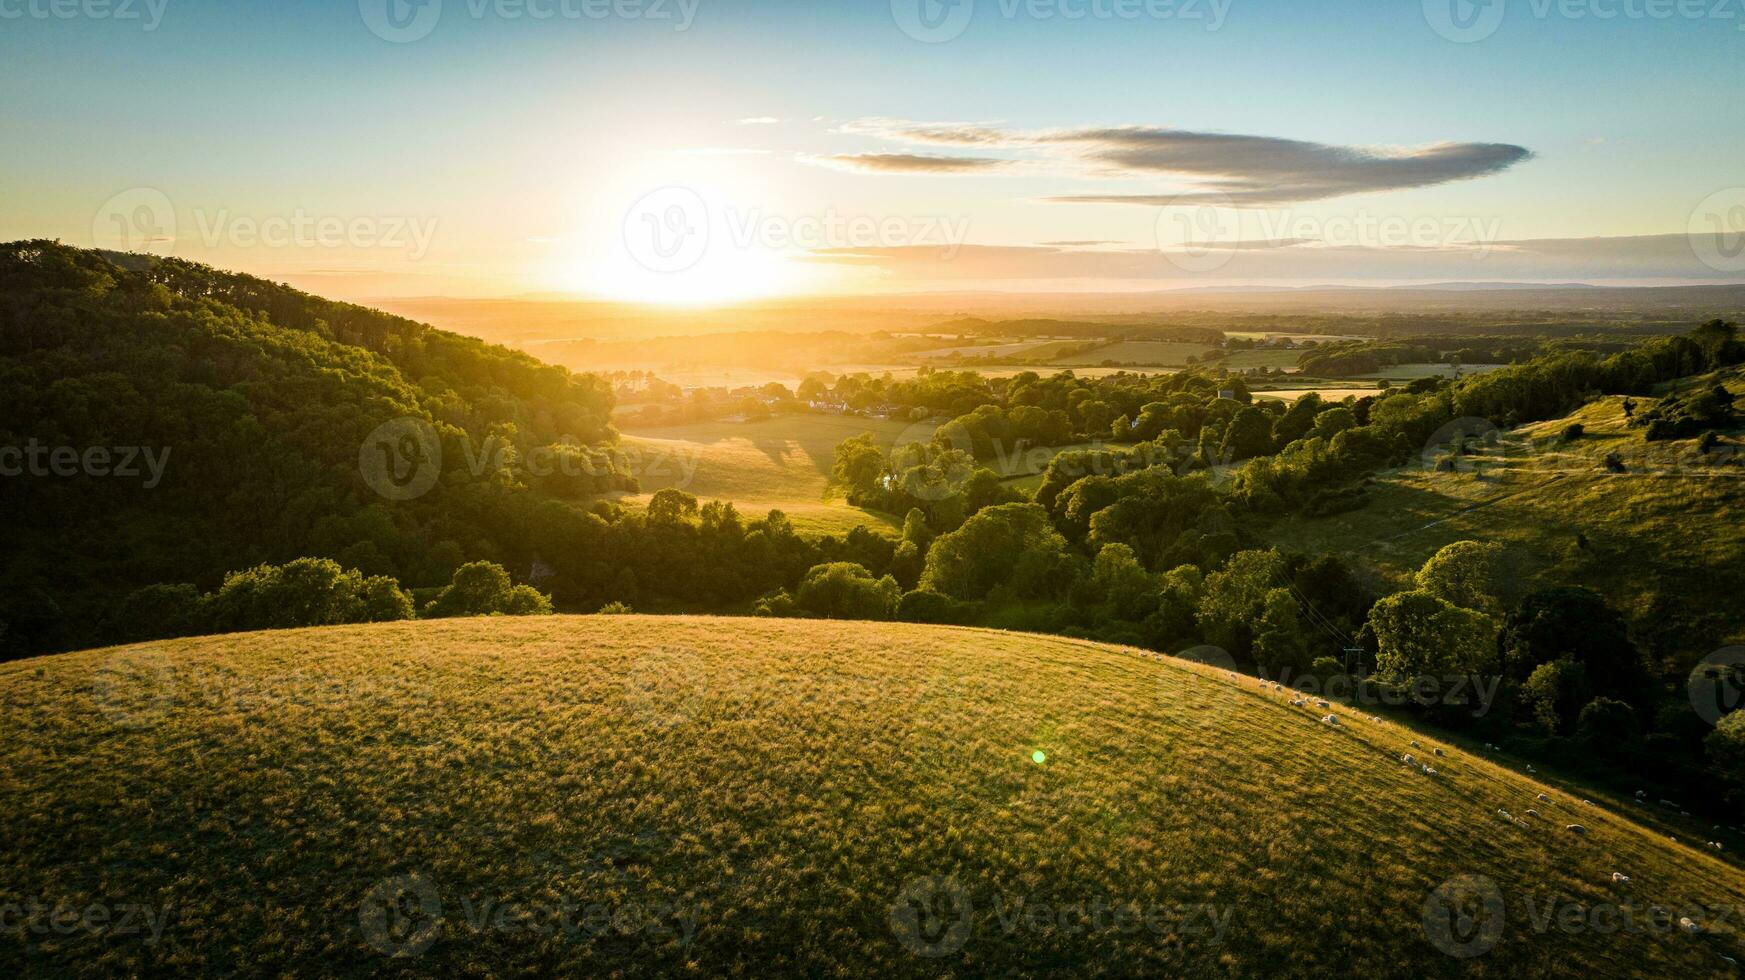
top-left (1403, 754), bottom-right (1416, 765)
top-left (1411, 740), bottom-right (1420, 748)
top-left (1424, 767), bottom-right (1438, 776)
top-left (1321, 714), bottom-right (1339, 726)
top-left (1582, 800), bottom-right (1594, 806)
top-left (1526, 809), bottom-right (1540, 818)
top-left (1537, 793), bottom-right (1550, 802)
top-left (1291, 698), bottom-right (1305, 707)
top-left (1566, 824), bottom-right (1588, 834)
top-left (1433, 747), bottom-right (1444, 757)
top-left (1611, 872), bottom-right (1630, 884)
top-left (1635, 790), bottom-right (1647, 798)
top-left (1315, 699), bottom-right (1331, 709)
top-left (1660, 799), bottom-right (1677, 808)
top-left (1497, 808), bottom-right (1513, 819)
top-left (1526, 764), bottom-right (1537, 773)
top-left (1680, 917), bottom-right (1701, 934)
top-left (1710, 841), bottom-right (1725, 851)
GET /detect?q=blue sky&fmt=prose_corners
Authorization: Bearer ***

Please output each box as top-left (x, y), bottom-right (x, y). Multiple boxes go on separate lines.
top-left (2, 0), bottom-right (1742, 299)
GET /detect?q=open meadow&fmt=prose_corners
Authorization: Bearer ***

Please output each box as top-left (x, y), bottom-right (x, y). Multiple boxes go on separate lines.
top-left (3, 616), bottom-right (1742, 976)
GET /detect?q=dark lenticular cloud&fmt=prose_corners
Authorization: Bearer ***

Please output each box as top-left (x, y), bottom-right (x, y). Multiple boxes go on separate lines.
top-left (830, 118), bottom-right (1533, 206)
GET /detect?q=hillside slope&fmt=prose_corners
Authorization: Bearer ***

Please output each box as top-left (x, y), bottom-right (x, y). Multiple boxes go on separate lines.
top-left (1265, 367), bottom-right (1745, 664)
top-left (3, 617), bottom-right (1742, 976)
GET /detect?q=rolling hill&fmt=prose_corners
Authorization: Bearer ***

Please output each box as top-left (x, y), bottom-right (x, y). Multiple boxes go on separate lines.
top-left (3, 616), bottom-right (1742, 976)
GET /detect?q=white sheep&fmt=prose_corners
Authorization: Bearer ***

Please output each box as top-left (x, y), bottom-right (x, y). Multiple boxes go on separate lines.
top-left (1635, 790), bottom-right (1647, 798)
top-left (1582, 800), bottom-right (1594, 806)
top-left (1710, 841), bottom-right (1725, 851)
top-left (1527, 764), bottom-right (1537, 773)
top-left (1566, 824), bottom-right (1588, 834)
top-left (1321, 714), bottom-right (1339, 726)
top-left (1424, 766), bottom-right (1438, 776)
top-left (1315, 699), bottom-right (1330, 709)
top-left (1536, 793), bottom-right (1549, 802)
top-left (1611, 872), bottom-right (1630, 884)
top-left (1680, 916), bottom-right (1702, 934)
top-left (1410, 740), bottom-right (1420, 748)
top-left (1291, 698), bottom-right (1305, 707)
top-left (1526, 808), bottom-right (1540, 818)
top-left (1497, 808), bottom-right (1513, 819)
top-left (1433, 747), bottom-right (1444, 757)
top-left (1403, 754), bottom-right (1416, 765)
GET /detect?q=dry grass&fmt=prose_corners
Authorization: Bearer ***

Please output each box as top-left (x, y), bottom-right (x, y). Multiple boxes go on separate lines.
top-left (2, 616), bottom-right (1742, 976)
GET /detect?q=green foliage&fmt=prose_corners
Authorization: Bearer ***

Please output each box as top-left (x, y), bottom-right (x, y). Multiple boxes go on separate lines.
top-left (795, 562), bottom-right (900, 620)
top-left (1366, 590), bottom-right (1496, 679)
top-left (206, 558), bottom-right (413, 632)
top-left (1415, 540), bottom-right (1508, 614)
top-left (1194, 549), bottom-right (1287, 656)
top-left (920, 503), bottom-right (1075, 601)
top-left (424, 561), bottom-right (552, 618)
top-left (1521, 658), bottom-right (1593, 735)
top-left (1090, 543), bottom-right (1156, 620)
top-left (1499, 587), bottom-right (1646, 705)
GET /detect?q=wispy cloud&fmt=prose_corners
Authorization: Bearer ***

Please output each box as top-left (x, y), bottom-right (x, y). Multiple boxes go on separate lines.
top-left (810, 152), bottom-right (1010, 174)
top-left (826, 118), bottom-right (1533, 206)
top-left (737, 116), bottom-right (781, 125)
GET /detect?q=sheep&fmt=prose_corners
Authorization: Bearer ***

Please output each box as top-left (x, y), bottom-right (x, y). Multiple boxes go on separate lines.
top-left (1611, 872), bottom-right (1630, 884)
top-left (1315, 699), bottom-right (1331, 709)
top-left (1536, 793), bottom-right (1550, 802)
top-left (1423, 766), bottom-right (1438, 776)
top-left (1526, 808), bottom-right (1540, 818)
top-left (1411, 740), bottom-right (1420, 748)
top-left (1635, 790), bottom-right (1647, 798)
top-left (1582, 800), bottom-right (1594, 806)
top-left (1321, 714), bottom-right (1339, 726)
top-left (1710, 841), bottom-right (1725, 851)
top-left (1566, 824), bottom-right (1588, 834)
top-left (1660, 799), bottom-right (1677, 808)
top-left (1680, 916), bottom-right (1702, 934)
top-left (1403, 753), bottom-right (1416, 765)
top-left (1433, 747), bottom-right (1444, 757)
top-left (1497, 808), bottom-right (1513, 820)
top-left (1291, 698), bottom-right (1305, 707)
top-left (1526, 764), bottom-right (1537, 773)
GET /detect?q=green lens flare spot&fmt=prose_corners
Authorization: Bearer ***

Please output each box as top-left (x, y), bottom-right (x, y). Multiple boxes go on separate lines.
top-left (1031, 750), bottom-right (1047, 765)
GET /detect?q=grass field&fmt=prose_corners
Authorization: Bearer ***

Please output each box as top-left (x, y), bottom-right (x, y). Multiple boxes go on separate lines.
top-left (617, 414), bottom-right (931, 536)
top-left (1222, 349), bottom-right (1304, 371)
top-left (1051, 340), bottom-right (1213, 367)
top-left (1264, 373), bottom-right (1745, 660)
top-left (4, 616), bottom-right (1742, 976)
top-left (1364, 363), bottom-right (1511, 381)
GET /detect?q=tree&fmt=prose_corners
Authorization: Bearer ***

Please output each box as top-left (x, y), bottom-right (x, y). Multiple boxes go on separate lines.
top-left (1218, 406), bottom-right (1276, 462)
top-left (1366, 590), bottom-right (1496, 680)
top-left (205, 558), bottom-right (413, 632)
top-left (1520, 658), bottom-right (1592, 735)
top-left (1195, 549), bottom-right (1287, 655)
top-left (1415, 540), bottom-right (1508, 614)
top-left (1091, 543), bottom-right (1156, 620)
top-left (424, 561), bottom-right (553, 618)
top-left (1252, 587), bottom-right (1310, 674)
top-left (1499, 587), bottom-right (1646, 704)
top-left (1577, 697), bottom-right (1642, 753)
top-left (920, 503), bottom-right (1075, 601)
top-left (795, 562), bottom-right (899, 620)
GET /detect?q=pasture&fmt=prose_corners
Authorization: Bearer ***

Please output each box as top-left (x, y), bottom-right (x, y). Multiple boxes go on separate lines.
top-left (3, 616), bottom-right (1741, 976)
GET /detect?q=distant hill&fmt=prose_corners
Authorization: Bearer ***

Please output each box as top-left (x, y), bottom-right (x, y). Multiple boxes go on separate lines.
top-left (3, 615), bottom-right (1742, 975)
top-left (0, 242), bottom-right (627, 656)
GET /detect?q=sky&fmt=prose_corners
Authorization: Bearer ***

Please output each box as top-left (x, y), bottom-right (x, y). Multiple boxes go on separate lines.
top-left (2, 0), bottom-right (1743, 302)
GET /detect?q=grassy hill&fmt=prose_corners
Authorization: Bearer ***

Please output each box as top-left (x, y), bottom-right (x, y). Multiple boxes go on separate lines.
top-left (1265, 367), bottom-right (1745, 664)
top-left (4, 616), bottom-right (1742, 976)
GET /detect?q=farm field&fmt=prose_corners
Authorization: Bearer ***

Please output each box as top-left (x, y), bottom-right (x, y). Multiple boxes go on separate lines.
top-left (1050, 340), bottom-right (1214, 367)
top-left (617, 414), bottom-right (933, 536)
top-left (1221, 348), bottom-right (1304, 370)
top-left (1364, 362), bottom-right (1512, 381)
top-left (1264, 374), bottom-right (1745, 659)
top-left (4, 616), bottom-right (1742, 976)
top-left (1252, 383), bottom-right (1384, 402)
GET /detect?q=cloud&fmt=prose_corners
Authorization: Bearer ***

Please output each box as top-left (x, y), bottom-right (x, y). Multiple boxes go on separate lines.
top-left (806, 235), bottom-right (1729, 283)
top-left (809, 152), bottom-right (1010, 174)
top-left (737, 116), bottom-right (781, 125)
top-left (830, 118), bottom-right (1532, 206)
top-left (677, 147), bottom-right (774, 156)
